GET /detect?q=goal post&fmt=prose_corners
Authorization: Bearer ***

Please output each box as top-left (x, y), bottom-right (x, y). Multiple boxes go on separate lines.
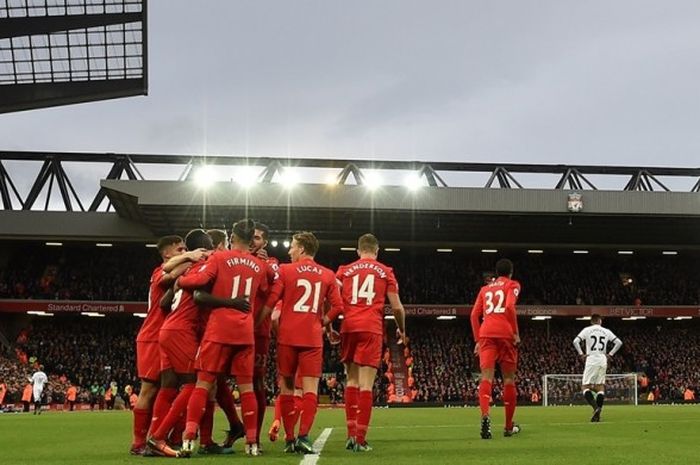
top-left (542, 373), bottom-right (638, 406)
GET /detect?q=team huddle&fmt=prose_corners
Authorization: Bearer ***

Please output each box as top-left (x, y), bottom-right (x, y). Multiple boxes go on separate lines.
top-left (129, 222), bottom-right (623, 457)
top-left (130, 221), bottom-right (406, 457)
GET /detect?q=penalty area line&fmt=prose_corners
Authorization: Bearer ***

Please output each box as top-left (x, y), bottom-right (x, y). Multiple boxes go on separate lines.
top-left (300, 427), bottom-right (333, 465)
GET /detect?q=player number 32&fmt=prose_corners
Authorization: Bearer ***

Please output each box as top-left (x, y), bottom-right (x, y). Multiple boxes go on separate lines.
top-left (484, 290), bottom-right (506, 314)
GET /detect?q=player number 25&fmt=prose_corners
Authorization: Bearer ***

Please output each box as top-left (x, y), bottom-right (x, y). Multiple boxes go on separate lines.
top-left (294, 279), bottom-right (322, 313)
top-left (484, 290), bottom-right (506, 314)
top-left (351, 274), bottom-right (376, 306)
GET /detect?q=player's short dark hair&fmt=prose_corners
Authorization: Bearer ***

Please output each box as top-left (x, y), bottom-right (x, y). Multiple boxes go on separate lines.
top-left (232, 219), bottom-right (256, 243)
top-left (255, 222), bottom-right (270, 241)
top-left (358, 233), bottom-right (379, 253)
top-left (185, 229), bottom-right (213, 251)
top-left (495, 258), bottom-right (513, 277)
top-left (591, 314), bottom-right (602, 324)
top-left (293, 231), bottom-right (319, 256)
top-left (156, 235), bottom-right (183, 254)
top-left (206, 229), bottom-right (228, 248)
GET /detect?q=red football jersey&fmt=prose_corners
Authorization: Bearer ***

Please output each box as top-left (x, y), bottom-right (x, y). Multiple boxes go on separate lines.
top-left (254, 256), bottom-right (280, 337)
top-left (331, 258), bottom-right (398, 335)
top-left (136, 264), bottom-right (167, 342)
top-left (470, 277), bottom-right (521, 340)
top-left (265, 257), bottom-right (343, 348)
top-left (161, 266), bottom-right (201, 334)
top-left (178, 249), bottom-right (270, 345)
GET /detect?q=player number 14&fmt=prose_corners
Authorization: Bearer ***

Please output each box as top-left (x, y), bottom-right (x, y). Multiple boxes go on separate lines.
top-left (351, 274), bottom-right (376, 305)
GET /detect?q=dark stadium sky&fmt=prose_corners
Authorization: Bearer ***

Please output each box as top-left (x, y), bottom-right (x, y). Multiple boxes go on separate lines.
top-left (2, 0), bottom-right (700, 197)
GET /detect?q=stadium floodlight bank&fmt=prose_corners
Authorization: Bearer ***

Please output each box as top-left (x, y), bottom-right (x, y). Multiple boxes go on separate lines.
top-left (542, 373), bottom-right (638, 406)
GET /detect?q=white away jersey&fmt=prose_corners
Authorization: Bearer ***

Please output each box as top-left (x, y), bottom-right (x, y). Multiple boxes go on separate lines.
top-left (574, 325), bottom-right (619, 365)
top-left (31, 371), bottom-right (48, 389)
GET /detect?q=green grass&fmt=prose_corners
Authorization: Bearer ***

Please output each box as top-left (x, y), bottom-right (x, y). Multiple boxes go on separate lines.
top-left (1, 404), bottom-right (698, 464)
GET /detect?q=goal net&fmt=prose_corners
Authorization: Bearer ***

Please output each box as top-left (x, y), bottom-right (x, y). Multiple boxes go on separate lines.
top-left (542, 373), bottom-right (638, 406)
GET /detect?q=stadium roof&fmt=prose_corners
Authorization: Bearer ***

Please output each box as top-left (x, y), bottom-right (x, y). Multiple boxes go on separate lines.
top-left (0, 0), bottom-right (147, 113)
top-left (1, 150), bottom-right (699, 247)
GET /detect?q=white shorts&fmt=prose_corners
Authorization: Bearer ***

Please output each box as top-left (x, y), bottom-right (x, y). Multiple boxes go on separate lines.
top-left (33, 388), bottom-right (43, 402)
top-left (582, 364), bottom-right (607, 386)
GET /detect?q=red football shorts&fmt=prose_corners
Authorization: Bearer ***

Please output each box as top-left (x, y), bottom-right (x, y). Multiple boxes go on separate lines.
top-left (478, 337), bottom-right (518, 372)
top-left (136, 340), bottom-right (161, 382)
top-left (341, 332), bottom-right (382, 368)
top-left (159, 329), bottom-right (198, 375)
top-left (277, 344), bottom-right (322, 378)
top-left (196, 340), bottom-right (254, 383)
top-left (254, 335), bottom-right (270, 379)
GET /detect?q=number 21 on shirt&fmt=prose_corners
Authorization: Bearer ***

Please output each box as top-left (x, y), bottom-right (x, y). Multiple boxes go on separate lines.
top-left (294, 279), bottom-right (321, 313)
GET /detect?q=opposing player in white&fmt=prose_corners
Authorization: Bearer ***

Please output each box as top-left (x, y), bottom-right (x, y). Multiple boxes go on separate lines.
top-left (30, 365), bottom-right (48, 415)
top-left (573, 314), bottom-right (622, 422)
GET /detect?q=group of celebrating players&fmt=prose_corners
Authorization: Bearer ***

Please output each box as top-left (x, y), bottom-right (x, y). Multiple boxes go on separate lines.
top-left (129, 220), bottom-right (407, 457)
top-left (128, 218), bottom-right (620, 457)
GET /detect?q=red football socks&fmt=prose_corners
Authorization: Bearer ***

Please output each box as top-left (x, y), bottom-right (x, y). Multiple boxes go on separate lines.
top-left (292, 394), bottom-right (303, 429)
top-left (279, 394), bottom-right (296, 441)
top-left (132, 407), bottom-right (152, 448)
top-left (355, 390), bottom-right (373, 444)
top-left (504, 383), bottom-right (517, 431)
top-left (152, 384), bottom-right (194, 441)
top-left (216, 378), bottom-right (243, 430)
top-left (255, 388), bottom-right (267, 444)
top-left (199, 401), bottom-right (216, 446)
top-left (344, 386), bottom-right (359, 438)
top-left (274, 395), bottom-right (282, 422)
top-left (298, 392), bottom-right (318, 437)
top-left (184, 386), bottom-right (209, 440)
top-left (240, 391), bottom-right (258, 444)
top-left (149, 387), bottom-right (177, 437)
top-left (479, 380), bottom-right (493, 417)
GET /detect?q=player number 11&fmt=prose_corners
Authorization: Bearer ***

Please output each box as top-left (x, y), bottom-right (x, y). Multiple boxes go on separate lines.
top-left (231, 275), bottom-right (253, 300)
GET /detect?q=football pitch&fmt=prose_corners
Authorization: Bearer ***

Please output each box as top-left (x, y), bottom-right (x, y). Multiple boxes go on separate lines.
top-left (1, 404), bottom-right (698, 465)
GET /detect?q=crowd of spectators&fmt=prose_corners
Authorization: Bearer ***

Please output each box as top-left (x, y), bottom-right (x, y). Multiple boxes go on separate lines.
top-left (405, 318), bottom-right (700, 405)
top-left (1, 315), bottom-right (697, 409)
top-left (1, 244), bottom-right (699, 306)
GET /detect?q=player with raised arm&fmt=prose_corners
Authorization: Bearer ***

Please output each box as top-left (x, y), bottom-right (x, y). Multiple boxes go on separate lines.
top-left (255, 231), bottom-right (344, 454)
top-left (573, 314), bottom-right (623, 422)
top-left (130, 236), bottom-right (206, 455)
top-left (470, 258), bottom-right (521, 439)
top-left (177, 219), bottom-right (271, 457)
top-left (323, 233), bottom-right (406, 452)
top-left (30, 365), bottom-right (48, 415)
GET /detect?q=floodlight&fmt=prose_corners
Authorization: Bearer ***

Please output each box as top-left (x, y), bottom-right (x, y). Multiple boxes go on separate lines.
top-left (194, 165), bottom-right (216, 189)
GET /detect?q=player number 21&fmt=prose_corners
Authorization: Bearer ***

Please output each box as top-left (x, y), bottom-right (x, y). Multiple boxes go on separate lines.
top-left (484, 290), bottom-right (506, 314)
top-left (294, 279), bottom-right (322, 313)
top-left (351, 274), bottom-right (376, 305)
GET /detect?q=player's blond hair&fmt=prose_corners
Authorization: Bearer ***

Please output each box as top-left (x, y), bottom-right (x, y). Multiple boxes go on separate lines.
top-left (357, 233), bottom-right (379, 253)
top-left (293, 231), bottom-right (319, 256)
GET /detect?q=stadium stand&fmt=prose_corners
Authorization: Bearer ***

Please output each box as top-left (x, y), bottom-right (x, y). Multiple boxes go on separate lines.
top-left (1, 244), bottom-right (699, 305)
top-left (1, 315), bottom-right (697, 408)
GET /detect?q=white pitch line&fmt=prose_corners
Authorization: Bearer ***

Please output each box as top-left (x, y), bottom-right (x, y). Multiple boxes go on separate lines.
top-left (299, 427), bottom-right (333, 465)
